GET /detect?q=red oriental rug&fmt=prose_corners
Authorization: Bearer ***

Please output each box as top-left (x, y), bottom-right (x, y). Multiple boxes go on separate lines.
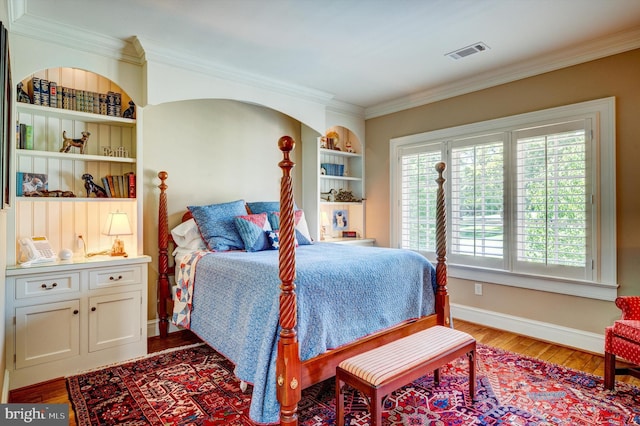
top-left (67, 343), bottom-right (640, 425)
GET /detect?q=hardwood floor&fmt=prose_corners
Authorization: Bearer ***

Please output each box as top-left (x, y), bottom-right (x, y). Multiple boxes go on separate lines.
top-left (8, 321), bottom-right (639, 425)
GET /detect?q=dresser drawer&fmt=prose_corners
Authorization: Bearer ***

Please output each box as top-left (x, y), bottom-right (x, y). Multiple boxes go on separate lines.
top-left (15, 273), bottom-right (80, 299)
top-left (89, 265), bottom-right (142, 290)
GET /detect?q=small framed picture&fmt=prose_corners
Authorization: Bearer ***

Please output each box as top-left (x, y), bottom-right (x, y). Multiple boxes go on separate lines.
top-left (17, 172), bottom-right (48, 196)
top-left (332, 209), bottom-right (348, 230)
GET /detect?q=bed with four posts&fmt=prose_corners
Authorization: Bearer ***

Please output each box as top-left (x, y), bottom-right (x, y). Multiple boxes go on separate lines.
top-left (156, 135), bottom-right (450, 425)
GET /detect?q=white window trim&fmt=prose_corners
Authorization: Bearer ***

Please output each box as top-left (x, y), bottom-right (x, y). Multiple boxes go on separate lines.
top-left (390, 97), bottom-right (617, 301)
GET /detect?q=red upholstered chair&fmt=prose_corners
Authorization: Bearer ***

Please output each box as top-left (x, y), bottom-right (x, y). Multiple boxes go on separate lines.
top-left (604, 296), bottom-right (640, 390)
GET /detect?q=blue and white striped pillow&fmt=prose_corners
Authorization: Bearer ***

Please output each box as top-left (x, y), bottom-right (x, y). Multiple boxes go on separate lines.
top-left (234, 213), bottom-right (272, 252)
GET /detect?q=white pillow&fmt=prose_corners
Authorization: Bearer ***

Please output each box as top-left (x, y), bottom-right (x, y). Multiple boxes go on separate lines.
top-left (171, 218), bottom-right (206, 250)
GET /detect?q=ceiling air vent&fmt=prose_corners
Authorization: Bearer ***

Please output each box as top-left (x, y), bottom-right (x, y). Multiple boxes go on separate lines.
top-left (446, 42), bottom-right (490, 60)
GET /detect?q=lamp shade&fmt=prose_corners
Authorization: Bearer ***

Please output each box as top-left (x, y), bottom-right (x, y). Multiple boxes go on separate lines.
top-left (102, 211), bottom-right (133, 236)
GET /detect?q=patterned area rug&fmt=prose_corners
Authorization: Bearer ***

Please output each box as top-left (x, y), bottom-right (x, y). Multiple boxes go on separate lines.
top-left (67, 342), bottom-right (640, 425)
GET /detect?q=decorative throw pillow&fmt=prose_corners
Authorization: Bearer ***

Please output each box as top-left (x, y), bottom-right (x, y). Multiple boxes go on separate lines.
top-left (234, 213), bottom-right (272, 252)
top-left (267, 210), bottom-right (313, 245)
top-left (246, 200), bottom-right (298, 214)
top-left (170, 218), bottom-right (206, 250)
top-left (266, 229), bottom-right (298, 250)
top-left (188, 199), bottom-right (247, 251)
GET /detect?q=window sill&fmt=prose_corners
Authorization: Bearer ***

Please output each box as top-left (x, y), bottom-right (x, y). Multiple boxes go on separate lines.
top-left (448, 263), bottom-right (618, 301)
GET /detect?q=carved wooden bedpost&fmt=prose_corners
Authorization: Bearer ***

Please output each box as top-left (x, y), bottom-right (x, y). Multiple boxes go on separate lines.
top-left (435, 162), bottom-right (451, 327)
top-left (157, 171), bottom-right (170, 338)
top-left (276, 136), bottom-right (301, 425)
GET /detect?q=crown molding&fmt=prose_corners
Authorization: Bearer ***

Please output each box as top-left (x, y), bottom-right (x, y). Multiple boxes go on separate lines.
top-left (365, 27), bottom-right (640, 119)
top-left (133, 36), bottom-right (335, 106)
top-left (8, 0), bottom-right (142, 65)
top-left (326, 98), bottom-right (365, 119)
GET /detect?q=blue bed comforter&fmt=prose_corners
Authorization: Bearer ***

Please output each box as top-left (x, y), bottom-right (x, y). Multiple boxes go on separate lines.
top-left (185, 242), bottom-right (436, 424)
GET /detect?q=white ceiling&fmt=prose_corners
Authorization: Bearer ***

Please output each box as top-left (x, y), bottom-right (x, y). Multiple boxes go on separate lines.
top-left (6, 0), bottom-right (640, 116)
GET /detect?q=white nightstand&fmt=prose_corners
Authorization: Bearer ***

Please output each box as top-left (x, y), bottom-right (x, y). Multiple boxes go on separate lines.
top-left (322, 237), bottom-right (376, 247)
top-left (5, 255), bottom-right (150, 389)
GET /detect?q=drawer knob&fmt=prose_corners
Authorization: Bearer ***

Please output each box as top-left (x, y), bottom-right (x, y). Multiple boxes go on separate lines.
top-left (41, 283), bottom-right (58, 290)
top-left (73, 310), bottom-right (79, 315)
top-left (91, 307), bottom-right (97, 312)
top-left (109, 275), bottom-right (123, 281)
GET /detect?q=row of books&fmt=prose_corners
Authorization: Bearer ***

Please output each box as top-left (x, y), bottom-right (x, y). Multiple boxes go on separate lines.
top-left (17, 123), bottom-right (33, 150)
top-left (101, 173), bottom-right (136, 198)
top-left (23, 77), bottom-right (123, 117)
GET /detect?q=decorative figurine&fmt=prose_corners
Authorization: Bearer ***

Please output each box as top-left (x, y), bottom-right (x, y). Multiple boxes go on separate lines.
top-left (320, 188), bottom-right (337, 202)
top-left (60, 130), bottom-right (91, 154)
top-left (17, 82), bottom-right (31, 103)
top-left (122, 100), bottom-right (136, 119)
top-left (82, 173), bottom-right (108, 198)
top-left (345, 140), bottom-right (354, 153)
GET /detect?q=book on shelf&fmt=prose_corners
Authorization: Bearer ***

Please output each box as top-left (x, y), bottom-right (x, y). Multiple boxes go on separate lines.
top-left (56, 86), bottom-right (62, 109)
top-left (49, 81), bottom-right (57, 109)
top-left (101, 176), bottom-right (112, 198)
top-left (125, 172), bottom-right (136, 198)
top-left (118, 175), bottom-right (126, 197)
top-left (99, 93), bottom-right (107, 115)
top-left (114, 92), bottom-right (122, 117)
top-left (17, 172), bottom-right (47, 196)
top-left (76, 90), bottom-right (84, 113)
top-left (112, 175), bottom-right (121, 198)
top-left (106, 91), bottom-right (117, 117)
top-left (62, 87), bottom-right (71, 110)
top-left (106, 175), bottom-right (115, 197)
top-left (18, 124), bottom-right (33, 150)
top-left (40, 79), bottom-right (50, 107)
top-left (27, 77), bottom-right (41, 106)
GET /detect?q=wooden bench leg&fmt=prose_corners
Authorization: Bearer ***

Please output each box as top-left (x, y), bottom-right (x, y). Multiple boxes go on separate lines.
top-left (336, 375), bottom-right (345, 426)
top-left (434, 366), bottom-right (440, 386)
top-left (371, 388), bottom-right (383, 426)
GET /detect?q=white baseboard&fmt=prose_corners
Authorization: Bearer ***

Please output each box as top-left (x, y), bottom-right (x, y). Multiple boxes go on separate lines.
top-left (2, 370), bottom-right (9, 403)
top-left (451, 303), bottom-right (605, 354)
top-left (147, 319), bottom-right (183, 338)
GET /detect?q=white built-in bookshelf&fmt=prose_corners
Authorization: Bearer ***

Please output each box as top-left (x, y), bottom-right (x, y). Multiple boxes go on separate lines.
top-left (8, 67), bottom-right (141, 264)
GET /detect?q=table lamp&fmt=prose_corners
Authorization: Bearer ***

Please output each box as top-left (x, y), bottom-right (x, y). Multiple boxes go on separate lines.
top-left (102, 211), bottom-right (132, 257)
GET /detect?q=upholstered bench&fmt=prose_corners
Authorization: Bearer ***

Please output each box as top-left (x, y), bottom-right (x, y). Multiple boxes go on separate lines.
top-left (335, 325), bottom-right (476, 426)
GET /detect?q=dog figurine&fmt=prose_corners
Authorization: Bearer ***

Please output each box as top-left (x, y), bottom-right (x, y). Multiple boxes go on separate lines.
top-left (82, 173), bottom-right (108, 198)
top-left (17, 82), bottom-right (31, 103)
top-left (122, 100), bottom-right (135, 119)
top-left (60, 130), bottom-right (91, 154)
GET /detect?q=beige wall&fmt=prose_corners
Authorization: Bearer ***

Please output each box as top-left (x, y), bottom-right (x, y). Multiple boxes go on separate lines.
top-left (141, 99), bottom-right (302, 323)
top-left (365, 48), bottom-right (640, 335)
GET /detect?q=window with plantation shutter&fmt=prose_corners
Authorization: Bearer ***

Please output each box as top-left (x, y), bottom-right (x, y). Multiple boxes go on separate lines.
top-left (514, 121), bottom-right (591, 280)
top-left (390, 98), bottom-right (616, 300)
top-left (450, 135), bottom-right (505, 269)
top-left (399, 147), bottom-right (441, 252)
